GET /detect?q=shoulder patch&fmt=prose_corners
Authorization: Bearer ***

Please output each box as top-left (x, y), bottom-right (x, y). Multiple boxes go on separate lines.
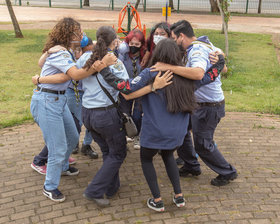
top-left (131, 76), bottom-right (141, 84)
top-left (62, 53), bottom-right (71, 58)
top-left (113, 61), bottom-right (124, 71)
top-left (191, 51), bottom-right (202, 57)
top-left (68, 60), bottom-right (73, 64)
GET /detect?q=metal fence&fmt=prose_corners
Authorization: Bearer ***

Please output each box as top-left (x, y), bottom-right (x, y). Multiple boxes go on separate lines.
top-left (1, 0), bottom-right (280, 15)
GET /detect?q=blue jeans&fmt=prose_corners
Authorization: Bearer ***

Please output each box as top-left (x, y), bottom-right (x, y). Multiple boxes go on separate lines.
top-left (66, 88), bottom-right (92, 145)
top-left (31, 89), bottom-right (79, 190)
top-left (33, 88), bottom-right (93, 166)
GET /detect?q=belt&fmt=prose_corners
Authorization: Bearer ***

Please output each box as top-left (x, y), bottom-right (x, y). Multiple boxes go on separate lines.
top-left (197, 99), bottom-right (225, 107)
top-left (92, 104), bottom-right (115, 111)
top-left (69, 87), bottom-right (84, 93)
top-left (37, 87), bottom-right (65, 95)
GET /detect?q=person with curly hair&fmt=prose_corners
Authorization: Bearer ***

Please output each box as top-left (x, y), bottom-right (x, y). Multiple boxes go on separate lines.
top-left (31, 37), bottom-right (98, 178)
top-left (32, 25), bottom-right (170, 206)
top-left (30, 18), bottom-right (112, 203)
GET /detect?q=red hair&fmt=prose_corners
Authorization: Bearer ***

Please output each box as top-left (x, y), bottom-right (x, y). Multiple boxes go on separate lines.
top-left (125, 29), bottom-right (146, 61)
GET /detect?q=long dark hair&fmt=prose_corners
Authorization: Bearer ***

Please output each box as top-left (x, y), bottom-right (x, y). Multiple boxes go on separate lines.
top-left (84, 26), bottom-right (117, 69)
top-left (149, 38), bottom-right (197, 114)
top-left (147, 22), bottom-right (171, 59)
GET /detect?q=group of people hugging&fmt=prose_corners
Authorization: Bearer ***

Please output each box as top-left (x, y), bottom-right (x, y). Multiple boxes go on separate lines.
top-left (30, 17), bottom-right (237, 212)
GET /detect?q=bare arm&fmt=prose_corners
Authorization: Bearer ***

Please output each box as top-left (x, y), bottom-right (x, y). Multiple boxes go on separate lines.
top-left (140, 50), bottom-right (150, 67)
top-left (33, 53), bottom-right (118, 84)
top-left (67, 53), bottom-right (117, 81)
top-left (38, 45), bottom-right (67, 68)
top-left (32, 74), bottom-right (70, 85)
top-left (38, 52), bottom-right (49, 68)
top-left (121, 71), bottom-right (173, 100)
top-left (151, 63), bottom-right (204, 80)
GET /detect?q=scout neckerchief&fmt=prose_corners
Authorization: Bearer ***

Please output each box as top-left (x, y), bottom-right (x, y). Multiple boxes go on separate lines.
top-left (131, 57), bottom-right (139, 78)
top-left (183, 38), bottom-right (213, 66)
top-left (68, 49), bottom-right (80, 103)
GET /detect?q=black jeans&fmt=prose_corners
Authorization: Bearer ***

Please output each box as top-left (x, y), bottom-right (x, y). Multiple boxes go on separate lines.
top-left (140, 147), bottom-right (181, 199)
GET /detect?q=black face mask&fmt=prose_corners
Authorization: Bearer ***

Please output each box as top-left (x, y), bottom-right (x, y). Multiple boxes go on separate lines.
top-left (129, 46), bottom-right (141, 54)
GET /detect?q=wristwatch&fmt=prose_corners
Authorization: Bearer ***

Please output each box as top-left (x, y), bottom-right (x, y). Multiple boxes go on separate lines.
top-left (151, 85), bottom-right (157, 93)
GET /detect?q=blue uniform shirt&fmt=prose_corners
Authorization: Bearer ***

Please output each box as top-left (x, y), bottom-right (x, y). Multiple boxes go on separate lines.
top-left (186, 36), bottom-right (224, 103)
top-left (68, 51), bottom-right (94, 92)
top-left (38, 50), bottom-right (75, 91)
top-left (129, 68), bottom-right (189, 150)
top-left (118, 42), bottom-right (142, 78)
top-left (77, 52), bottom-right (129, 109)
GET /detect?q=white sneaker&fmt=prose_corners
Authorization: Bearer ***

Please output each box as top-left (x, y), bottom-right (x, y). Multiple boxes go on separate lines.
top-left (133, 143), bottom-right (140, 150)
top-left (126, 137), bottom-right (133, 143)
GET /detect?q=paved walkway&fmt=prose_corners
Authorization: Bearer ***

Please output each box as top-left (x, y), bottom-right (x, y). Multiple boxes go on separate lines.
top-left (0, 112), bottom-right (280, 223)
top-left (1, 6), bottom-right (280, 34)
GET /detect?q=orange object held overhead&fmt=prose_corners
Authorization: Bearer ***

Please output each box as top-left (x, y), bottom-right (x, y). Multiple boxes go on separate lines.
top-left (117, 2), bottom-right (146, 39)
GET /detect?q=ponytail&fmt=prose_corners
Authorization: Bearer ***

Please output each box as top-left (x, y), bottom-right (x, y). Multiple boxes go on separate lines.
top-left (84, 37), bottom-right (107, 70)
top-left (84, 26), bottom-right (117, 70)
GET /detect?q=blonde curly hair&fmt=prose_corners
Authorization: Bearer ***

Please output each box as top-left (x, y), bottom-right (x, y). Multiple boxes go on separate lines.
top-left (43, 17), bottom-right (81, 53)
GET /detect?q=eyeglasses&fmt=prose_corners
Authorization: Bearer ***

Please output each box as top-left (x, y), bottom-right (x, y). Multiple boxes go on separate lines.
top-left (72, 31), bottom-right (84, 40)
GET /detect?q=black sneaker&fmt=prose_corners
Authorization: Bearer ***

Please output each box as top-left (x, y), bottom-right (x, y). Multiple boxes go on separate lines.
top-left (43, 187), bottom-right (65, 202)
top-left (83, 193), bottom-right (110, 207)
top-left (147, 198), bottom-right (165, 212)
top-left (211, 172), bottom-right (238, 186)
top-left (179, 166), bottom-right (201, 177)
top-left (81, 144), bottom-right (98, 159)
top-left (173, 195), bottom-right (185, 208)
top-left (176, 157), bottom-right (184, 166)
top-left (62, 166), bottom-right (79, 176)
top-left (72, 143), bottom-right (79, 154)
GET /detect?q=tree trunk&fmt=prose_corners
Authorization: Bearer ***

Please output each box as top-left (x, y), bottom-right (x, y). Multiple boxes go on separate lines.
top-left (210, 0), bottom-right (220, 12)
top-left (83, 0), bottom-right (89, 6)
top-left (134, 0), bottom-right (141, 10)
top-left (129, 0), bottom-right (141, 22)
top-left (258, 0), bottom-right (262, 14)
top-left (169, 0), bottom-right (174, 9)
top-left (217, 0), bottom-right (229, 58)
top-left (5, 0), bottom-right (23, 38)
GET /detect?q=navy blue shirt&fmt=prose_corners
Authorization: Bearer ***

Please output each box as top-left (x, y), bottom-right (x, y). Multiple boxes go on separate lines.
top-left (129, 68), bottom-right (189, 150)
top-left (118, 42), bottom-right (142, 78)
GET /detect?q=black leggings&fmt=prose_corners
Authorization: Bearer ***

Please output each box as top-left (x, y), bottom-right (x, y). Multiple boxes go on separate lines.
top-left (140, 147), bottom-right (181, 199)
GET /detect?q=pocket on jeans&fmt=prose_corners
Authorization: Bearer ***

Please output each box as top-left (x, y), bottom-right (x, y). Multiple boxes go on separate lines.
top-left (112, 130), bottom-right (127, 158)
top-left (30, 99), bottom-right (39, 124)
top-left (94, 111), bottom-right (114, 128)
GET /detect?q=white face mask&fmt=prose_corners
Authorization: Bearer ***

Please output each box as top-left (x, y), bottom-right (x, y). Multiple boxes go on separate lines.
top-left (153, 35), bottom-right (167, 45)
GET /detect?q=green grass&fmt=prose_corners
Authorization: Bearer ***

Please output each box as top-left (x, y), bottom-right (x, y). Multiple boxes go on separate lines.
top-left (0, 29), bottom-right (96, 128)
top-left (196, 29), bottom-right (280, 115)
top-left (0, 29), bottom-right (279, 128)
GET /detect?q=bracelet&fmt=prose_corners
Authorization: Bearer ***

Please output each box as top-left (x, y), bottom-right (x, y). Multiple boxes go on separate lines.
top-left (151, 84), bottom-right (157, 93)
top-left (37, 76), bottom-right (41, 85)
